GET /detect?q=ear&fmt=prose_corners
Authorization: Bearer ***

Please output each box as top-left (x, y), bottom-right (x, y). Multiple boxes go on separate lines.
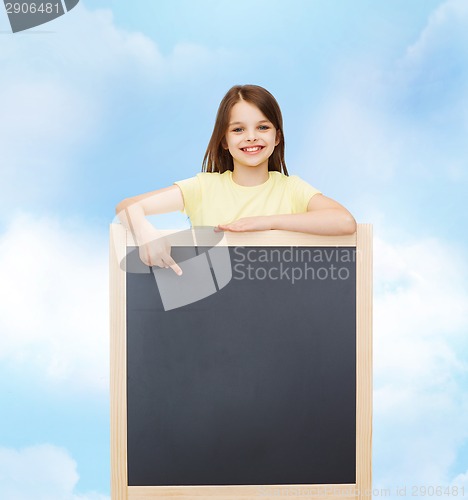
top-left (275, 129), bottom-right (281, 147)
top-left (221, 138), bottom-right (229, 150)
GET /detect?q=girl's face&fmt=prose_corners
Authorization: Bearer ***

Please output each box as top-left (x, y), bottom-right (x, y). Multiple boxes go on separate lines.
top-left (224, 100), bottom-right (280, 171)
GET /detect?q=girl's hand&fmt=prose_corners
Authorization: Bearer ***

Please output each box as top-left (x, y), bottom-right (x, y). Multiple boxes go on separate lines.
top-left (138, 236), bottom-right (183, 276)
top-left (214, 216), bottom-right (272, 233)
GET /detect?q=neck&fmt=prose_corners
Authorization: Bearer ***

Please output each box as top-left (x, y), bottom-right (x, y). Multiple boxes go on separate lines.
top-left (231, 164), bottom-right (269, 187)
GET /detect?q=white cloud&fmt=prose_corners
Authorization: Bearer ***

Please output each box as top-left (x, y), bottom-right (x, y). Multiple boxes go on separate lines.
top-left (0, 212), bottom-right (109, 393)
top-left (0, 2), bottom-right (235, 210)
top-left (451, 468), bottom-right (468, 488)
top-left (0, 79), bottom-right (97, 207)
top-left (0, 444), bottom-right (109, 500)
top-left (394, 0), bottom-right (468, 135)
top-left (373, 233), bottom-right (468, 489)
top-left (402, 0), bottom-right (468, 71)
top-left (364, 5), bottom-right (468, 484)
top-left (0, 3), bottom-right (221, 89)
top-left (304, 90), bottom-right (399, 182)
top-left (302, 0), bottom-right (468, 220)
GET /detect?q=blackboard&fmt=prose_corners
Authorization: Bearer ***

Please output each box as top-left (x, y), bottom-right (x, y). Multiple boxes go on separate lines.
top-left (110, 226), bottom-right (372, 499)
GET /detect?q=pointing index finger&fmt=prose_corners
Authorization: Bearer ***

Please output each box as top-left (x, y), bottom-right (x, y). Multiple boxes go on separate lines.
top-left (170, 262), bottom-right (183, 276)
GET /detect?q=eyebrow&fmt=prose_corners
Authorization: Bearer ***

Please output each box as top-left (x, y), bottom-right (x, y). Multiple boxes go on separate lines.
top-left (229, 120), bottom-right (271, 126)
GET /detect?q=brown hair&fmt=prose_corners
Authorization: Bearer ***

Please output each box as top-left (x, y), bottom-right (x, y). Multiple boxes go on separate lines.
top-left (202, 84), bottom-right (288, 175)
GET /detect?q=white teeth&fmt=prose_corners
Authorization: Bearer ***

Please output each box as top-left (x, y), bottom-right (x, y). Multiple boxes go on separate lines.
top-left (243, 147), bottom-right (262, 152)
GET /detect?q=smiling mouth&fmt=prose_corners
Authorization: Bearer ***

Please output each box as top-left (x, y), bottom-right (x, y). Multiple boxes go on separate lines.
top-left (240, 146), bottom-right (265, 153)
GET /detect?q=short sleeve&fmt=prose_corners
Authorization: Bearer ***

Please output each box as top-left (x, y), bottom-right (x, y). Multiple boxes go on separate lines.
top-left (173, 174), bottom-right (202, 217)
top-left (288, 175), bottom-right (322, 213)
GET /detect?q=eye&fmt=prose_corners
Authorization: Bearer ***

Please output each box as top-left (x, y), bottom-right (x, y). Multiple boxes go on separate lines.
top-left (232, 127), bottom-right (243, 133)
top-left (259, 125), bottom-right (270, 130)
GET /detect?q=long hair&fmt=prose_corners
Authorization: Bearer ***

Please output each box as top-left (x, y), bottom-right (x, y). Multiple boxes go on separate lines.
top-left (202, 84), bottom-right (288, 175)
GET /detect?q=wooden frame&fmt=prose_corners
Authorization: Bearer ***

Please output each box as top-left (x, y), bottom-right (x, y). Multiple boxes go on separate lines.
top-left (109, 223), bottom-right (372, 500)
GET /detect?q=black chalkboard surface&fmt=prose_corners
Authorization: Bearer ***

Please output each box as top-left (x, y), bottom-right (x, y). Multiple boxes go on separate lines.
top-left (126, 245), bottom-right (356, 486)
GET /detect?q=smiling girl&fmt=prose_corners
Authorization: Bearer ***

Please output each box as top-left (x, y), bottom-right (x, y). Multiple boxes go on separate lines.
top-left (115, 84), bottom-right (356, 276)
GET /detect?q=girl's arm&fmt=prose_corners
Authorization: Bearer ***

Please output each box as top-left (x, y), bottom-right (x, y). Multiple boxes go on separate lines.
top-left (215, 194), bottom-right (356, 236)
top-left (116, 185), bottom-right (184, 215)
top-left (269, 194), bottom-right (356, 235)
top-left (115, 185), bottom-right (185, 274)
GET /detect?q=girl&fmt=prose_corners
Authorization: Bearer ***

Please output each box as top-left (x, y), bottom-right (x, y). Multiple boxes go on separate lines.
top-left (116, 84), bottom-right (356, 276)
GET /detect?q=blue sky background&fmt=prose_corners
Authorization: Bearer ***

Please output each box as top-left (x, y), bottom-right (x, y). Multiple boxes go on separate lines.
top-left (0, 1), bottom-right (467, 498)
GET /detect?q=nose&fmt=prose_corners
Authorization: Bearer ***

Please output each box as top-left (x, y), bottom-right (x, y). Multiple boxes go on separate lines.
top-left (246, 129), bottom-right (258, 142)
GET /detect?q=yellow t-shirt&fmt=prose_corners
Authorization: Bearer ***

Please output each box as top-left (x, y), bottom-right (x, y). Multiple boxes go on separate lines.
top-left (173, 170), bottom-right (321, 227)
